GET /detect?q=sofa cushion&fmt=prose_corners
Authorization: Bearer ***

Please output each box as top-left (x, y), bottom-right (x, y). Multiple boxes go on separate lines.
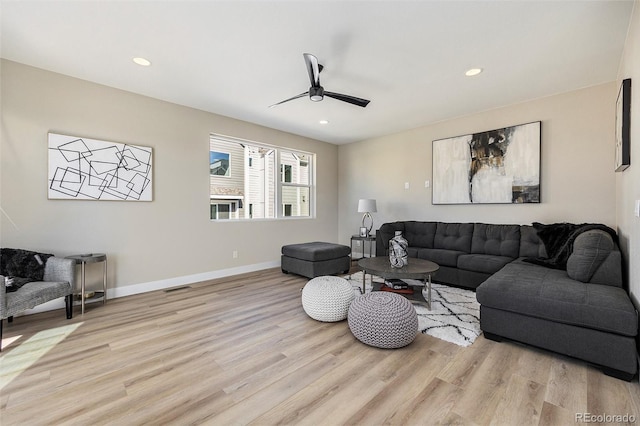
top-left (519, 225), bottom-right (547, 258)
top-left (5, 280), bottom-right (72, 316)
top-left (476, 261), bottom-right (637, 337)
top-left (567, 231), bottom-right (615, 283)
top-left (471, 223), bottom-right (520, 257)
top-left (404, 221), bottom-right (437, 249)
top-left (434, 223), bottom-right (473, 252)
top-left (281, 242), bottom-right (350, 262)
top-left (416, 248), bottom-right (464, 267)
top-left (457, 254), bottom-right (514, 275)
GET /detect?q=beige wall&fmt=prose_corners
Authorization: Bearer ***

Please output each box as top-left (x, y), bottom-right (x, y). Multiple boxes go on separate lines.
top-left (617, 0), bottom-right (640, 305)
top-left (0, 60), bottom-right (339, 295)
top-left (338, 83), bottom-right (617, 246)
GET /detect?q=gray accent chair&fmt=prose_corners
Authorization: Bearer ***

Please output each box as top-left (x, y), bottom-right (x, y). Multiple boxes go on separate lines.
top-left (1, 257), bottom-right (75, 351)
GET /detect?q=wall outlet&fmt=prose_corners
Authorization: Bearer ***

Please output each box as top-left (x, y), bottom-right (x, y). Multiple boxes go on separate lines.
top-left (404, 182), bottom-right (410, 190)
top-left (425, 180), bottom-right (430, 188)
top-left (232, 250), bottom-right (238, 259)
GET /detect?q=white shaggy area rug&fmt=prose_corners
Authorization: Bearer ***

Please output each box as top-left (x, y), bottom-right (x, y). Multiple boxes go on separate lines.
top-left (344, 272), bottom-right (481, 347)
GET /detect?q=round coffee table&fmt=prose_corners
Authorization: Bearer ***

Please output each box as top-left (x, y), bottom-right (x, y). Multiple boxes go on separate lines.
top-left (357, 257), bottom-right (439, 310)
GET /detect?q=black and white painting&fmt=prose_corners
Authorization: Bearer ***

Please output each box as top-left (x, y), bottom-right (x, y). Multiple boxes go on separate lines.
top-left (432, 121), bottom-right (540, 204)
top-left (48, 133), bottom-right (153, 201)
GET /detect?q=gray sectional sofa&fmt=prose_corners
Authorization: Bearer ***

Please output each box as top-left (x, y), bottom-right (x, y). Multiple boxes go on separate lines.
top-left (377, 221), bottom-right (528, 290)
top-left (376, 221), bottom-right (638, 380)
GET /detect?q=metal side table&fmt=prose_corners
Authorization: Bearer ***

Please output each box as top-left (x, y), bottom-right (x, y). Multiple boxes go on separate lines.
top-left (66, 253), bottom-right (107, 314)
top-left (350, 234), bottom-right (376, 262)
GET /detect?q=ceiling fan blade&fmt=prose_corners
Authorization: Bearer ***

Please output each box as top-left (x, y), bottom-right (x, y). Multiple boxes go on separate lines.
top-left (303, 53), bottom-right (321, 87)
top-left (324, 91), bottom-right (371, 108)
top-left (268, 92), bottom-right (309, 108)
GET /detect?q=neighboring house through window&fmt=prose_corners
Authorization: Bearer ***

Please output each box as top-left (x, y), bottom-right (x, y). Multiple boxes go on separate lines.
top-left (209, 134), bottom-right (315, 220)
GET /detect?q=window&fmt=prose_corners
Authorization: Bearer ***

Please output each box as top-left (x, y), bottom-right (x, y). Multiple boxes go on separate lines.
top-left (281, 164), bottom-right (292, 183)
top-left (211, 203), bottom-right (232, 219)
top-left (209, 151), bottom-right (230, 176)
top-left (209, 134), bottom-right (314, 220)
top-left (280, 151), bottom-right (311, 218)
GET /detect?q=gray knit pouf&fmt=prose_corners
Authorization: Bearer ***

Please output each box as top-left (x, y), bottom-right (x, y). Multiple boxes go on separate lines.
top-left (348, 292), bottom-right (418, 348)
top-left (301, 276), bottom-right (355, 322)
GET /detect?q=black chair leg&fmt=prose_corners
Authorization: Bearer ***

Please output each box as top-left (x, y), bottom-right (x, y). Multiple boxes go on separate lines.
top-left (65, 295), bottom-right (73, 319)
top-left (1, 318), bottom-right (3, 352)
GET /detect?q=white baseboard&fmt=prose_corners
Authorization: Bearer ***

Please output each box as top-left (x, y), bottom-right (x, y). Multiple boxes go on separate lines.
top-left (13, 261), bottom-right (280, 317)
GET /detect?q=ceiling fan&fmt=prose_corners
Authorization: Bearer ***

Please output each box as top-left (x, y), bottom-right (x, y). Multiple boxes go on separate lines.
top-left (269, 53), bottom-right (370, 108)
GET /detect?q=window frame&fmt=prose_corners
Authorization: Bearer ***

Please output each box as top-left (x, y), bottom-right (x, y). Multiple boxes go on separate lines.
top-left (210, 134), bottom-right (315, 221)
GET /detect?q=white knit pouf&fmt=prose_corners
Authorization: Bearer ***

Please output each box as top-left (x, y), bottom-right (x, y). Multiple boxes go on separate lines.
top-left (301, 276), bottom-right (355, 322)
top-left (348, 292), bottom-right (418, 348)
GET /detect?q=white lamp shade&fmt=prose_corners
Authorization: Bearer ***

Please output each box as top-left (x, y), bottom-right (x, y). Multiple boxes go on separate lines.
top-left (357, 199), bottom-right (377, 213)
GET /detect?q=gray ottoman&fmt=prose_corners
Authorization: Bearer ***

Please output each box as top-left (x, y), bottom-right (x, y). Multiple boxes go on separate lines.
top-left (301, 276), bottom-right (355, 322)
top-left (281, 242), bottom-right (351, 278)
top-left (348, 292), bottom-right (418, 349)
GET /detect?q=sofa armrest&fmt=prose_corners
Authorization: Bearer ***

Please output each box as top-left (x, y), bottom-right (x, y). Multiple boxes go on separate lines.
top-left (43, 257), bottom-right (76, 288)
top-left (376, 230), bottom-right (387, 256)
top-left (589, 250), bottom-right (623, 287)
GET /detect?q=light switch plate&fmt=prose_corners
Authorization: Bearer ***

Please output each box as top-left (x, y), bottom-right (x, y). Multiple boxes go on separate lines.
top-left (635, 200), bottom-right (640, 217)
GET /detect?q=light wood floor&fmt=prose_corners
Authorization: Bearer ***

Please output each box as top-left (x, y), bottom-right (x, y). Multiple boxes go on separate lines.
top-left (1, 267), bottom-right (639, 425)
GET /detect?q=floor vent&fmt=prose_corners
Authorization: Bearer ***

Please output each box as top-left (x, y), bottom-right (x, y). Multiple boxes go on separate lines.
top-left (164, 286), bottom-right (192, 293)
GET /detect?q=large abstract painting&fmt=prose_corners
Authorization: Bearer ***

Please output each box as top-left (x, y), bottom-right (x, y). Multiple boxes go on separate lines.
top-left (433, 121), bottom-right (540, 204)
top-left (48, 133), bottom-right (153, 201)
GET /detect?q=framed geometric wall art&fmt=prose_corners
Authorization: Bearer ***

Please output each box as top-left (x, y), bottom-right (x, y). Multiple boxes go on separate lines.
top-left (48, 133), bottom-right (153, 201)
top-left (432, 121), bottom-right (541, 205)
top-left (615, 78), bottom-right (631, 172)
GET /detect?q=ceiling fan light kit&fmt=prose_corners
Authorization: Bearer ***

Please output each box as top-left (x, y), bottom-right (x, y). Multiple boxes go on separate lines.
top-left (270, 53), bottom-right (370, 108)
top-left (309, 86), bottom-right (324, 102)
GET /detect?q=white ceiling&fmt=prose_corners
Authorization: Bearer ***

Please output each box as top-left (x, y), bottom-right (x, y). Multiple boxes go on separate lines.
top-left (0, 1), bottom-right (634, 144)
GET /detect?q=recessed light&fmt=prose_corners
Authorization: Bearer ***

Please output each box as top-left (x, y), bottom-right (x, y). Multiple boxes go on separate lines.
top-left (319, 120), bottom-right (329, 125)
top-left (133, 57), bottom-right (151, 67)
top-left (465, 68), bottom-right (483, 77)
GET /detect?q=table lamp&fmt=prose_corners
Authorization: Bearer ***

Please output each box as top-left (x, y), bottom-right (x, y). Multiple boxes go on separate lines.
top-left (357, 199), bottom-right (377, 236)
